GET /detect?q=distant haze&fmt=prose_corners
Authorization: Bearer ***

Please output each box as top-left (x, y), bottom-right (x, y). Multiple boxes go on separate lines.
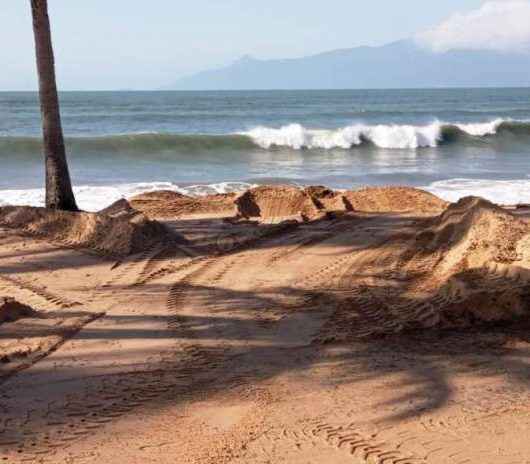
top-left (2, 1), bottom-right (530, 90)
top-left (169, 39), bottom-right (530, 90)
top-left (170, 1), bottom-right (530, 89)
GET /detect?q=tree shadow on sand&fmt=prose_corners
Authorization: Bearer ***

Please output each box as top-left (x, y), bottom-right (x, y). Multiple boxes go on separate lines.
top-left (0, 210), bottom-right (529, 457)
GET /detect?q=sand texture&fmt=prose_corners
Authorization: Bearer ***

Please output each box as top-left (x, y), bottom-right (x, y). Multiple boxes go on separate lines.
top-left (0, 185), bottom-right (529, 464)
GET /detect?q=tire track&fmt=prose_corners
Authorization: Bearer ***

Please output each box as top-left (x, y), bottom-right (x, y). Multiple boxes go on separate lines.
top-left (0, 255), bottom-right (234, 461)
top-left (266, 232), bottom-right (334, 265)
top-left (251, 420), bottom-right (428, 464)
top-left (0, 355), bottom-right (211, 462)
top-left (0, 248), bottom-right (226, 462)
top-left (0, 275), bottom-right (81, 311)
top-left (139, 221), bottom-right (299, 287)
top-left (0, 249), bottom-right (222, 462)
top-left (100, 244), bottom-right (165, 289)
top-left (0, 274), bottom-right (103, 385)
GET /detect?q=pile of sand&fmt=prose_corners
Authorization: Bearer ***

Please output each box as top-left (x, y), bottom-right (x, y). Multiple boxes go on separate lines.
top-left (418, 196), bottom-right (528, 272)
top-left (125, 185), bottom-right (448, 224)
top-left (318, 197), bottom-right (530, 343)
top-left (99, 198), bottom-right (143, 220)
top-left (235, 185), bottom-right (322, 222)
top-left (129, 190), bottom-right (238, 219)
top-left (0, 297), bottom-right (35, 324)
top-left (413, 197), bottom-right (530, 325)
top-left (0, 206), bottom-right (171, 256)
top-left (342, 186), bottom-right (448, 213)
top-left (304, 186), bottom-right (348, 211)
top-left (235, 185), bottom-right (448, 222)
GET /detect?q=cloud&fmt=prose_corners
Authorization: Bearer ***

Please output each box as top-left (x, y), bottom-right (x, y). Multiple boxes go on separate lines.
top-left (417, 1), bottom-right (530, 52)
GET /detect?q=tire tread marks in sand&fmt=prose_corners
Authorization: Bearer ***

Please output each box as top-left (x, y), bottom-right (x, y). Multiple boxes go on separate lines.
top-left (0, 368), bottom-right (184, 461)
top-left (256, 420), bottom-right (427, 463)
top-left (0, 275), bottom-right (81, 311)
top-left (311, 421), bottom-right (427, 464)
top-left (0, 256), bottom-right (227, 461)
top-left (317, 259), bottom-right (530, 343)
top-left (166, 258), bottom-right (216, 331)
top-left (0, 325), bottom-right (224, 462)
top-left (266, 231), bottom-right (335, 265)
top-left (0, 276), bottom-right (102, 384)
top-left (101, 244), bottom-right (165, 289)
top-left (139, 221), bottom-right (298, 286)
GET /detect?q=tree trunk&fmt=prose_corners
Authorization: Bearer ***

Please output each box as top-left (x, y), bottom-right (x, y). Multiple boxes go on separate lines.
top-left (31, 0), bottom-right (78, 211)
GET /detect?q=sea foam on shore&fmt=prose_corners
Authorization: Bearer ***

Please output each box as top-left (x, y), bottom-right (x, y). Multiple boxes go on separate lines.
top-left (1, 178), bottom-right (530, 212)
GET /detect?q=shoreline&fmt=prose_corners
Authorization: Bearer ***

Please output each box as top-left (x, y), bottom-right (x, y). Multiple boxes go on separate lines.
top-left (2, 178), bottom-right (530, 212)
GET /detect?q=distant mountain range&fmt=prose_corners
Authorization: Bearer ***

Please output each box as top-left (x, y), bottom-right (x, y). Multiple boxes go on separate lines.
top-left (168, 39), bottom-right (530, 90)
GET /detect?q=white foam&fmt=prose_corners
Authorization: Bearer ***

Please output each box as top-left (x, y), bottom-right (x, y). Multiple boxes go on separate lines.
top-left (243, 123), bottom-right (443, 150)
top-left (424, 178), bottom-right (530, 205)
top-left (454, 118), bottom-right (505, 136)
top-left (0, 181), bottom-right (253, 212)
top-left (242, 119), bottom-right (516, 150)
top-left (2, 178), bottom-right (530, 211)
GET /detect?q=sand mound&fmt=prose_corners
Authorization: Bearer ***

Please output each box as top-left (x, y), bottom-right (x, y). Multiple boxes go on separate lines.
top-left (304, 186), bottom-right (348, 211)
top-left (414, 197), bottom-right (530, 324)
top-left (236, 185), bottom-right (321, 222)
top-left (0, 206), bottom-right (171, 256)
top-left (198, 193), bottom-right (239, 216)
top-left (317, 196), bottom-right (530, 343)
top-left (342, 186), bottom-right (448, 213)
top-left (99, 198), bottom-right (141, 220)
top-left (0, 298), bottom-right (36, 324)
top-left (128, 185), bottom-right (447, 222)
top-left (418, 196), bottom-right (528, 271)
top-left (129, 191), bottom-right (193, 219)
top-left (130, 190), bottom-right (238, 219)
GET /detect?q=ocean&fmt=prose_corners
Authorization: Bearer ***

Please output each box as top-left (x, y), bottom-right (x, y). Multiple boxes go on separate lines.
top-left (1, 88), bottom-right (530, 211)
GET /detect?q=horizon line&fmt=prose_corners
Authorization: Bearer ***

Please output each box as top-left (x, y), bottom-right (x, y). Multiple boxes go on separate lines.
top-left (3, 86), bottom-right (530, 93)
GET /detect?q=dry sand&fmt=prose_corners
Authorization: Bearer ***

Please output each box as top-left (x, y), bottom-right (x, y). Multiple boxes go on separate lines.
top-left (0, 185), bottom-right (529, 464)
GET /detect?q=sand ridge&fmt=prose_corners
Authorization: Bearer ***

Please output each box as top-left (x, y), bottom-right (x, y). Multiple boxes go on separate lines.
top-left (130, 185), bottom-right (449, 224)
top-left (0, 204), bottom-right (173, 257)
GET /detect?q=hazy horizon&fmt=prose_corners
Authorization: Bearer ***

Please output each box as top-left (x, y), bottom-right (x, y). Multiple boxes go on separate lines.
top-left (3, 85), bottom-right (530, 93)
top-left (4, 0), bottom-right (521, 91)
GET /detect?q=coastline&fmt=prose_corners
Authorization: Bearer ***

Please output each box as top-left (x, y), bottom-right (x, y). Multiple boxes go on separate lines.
top-left (2, 177), bottom-right (530, 212)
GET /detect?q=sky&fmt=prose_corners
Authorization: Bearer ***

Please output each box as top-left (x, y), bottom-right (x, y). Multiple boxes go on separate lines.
top-left (1, 0), bottom-right (524, 91)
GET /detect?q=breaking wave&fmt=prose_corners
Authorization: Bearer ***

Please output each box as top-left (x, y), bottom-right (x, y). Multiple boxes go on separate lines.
top-left (2, 119), bottom-right (530, 155)
top-left (242, 119), bottom-right (511, 149)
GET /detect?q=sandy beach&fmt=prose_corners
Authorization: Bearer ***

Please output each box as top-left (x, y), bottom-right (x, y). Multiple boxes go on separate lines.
top-left (0, 185), bottom-right (529, 463)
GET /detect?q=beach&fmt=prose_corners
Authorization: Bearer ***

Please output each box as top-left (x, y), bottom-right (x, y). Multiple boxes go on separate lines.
top-left (0, 185), bottom-right (529, 463)
top-left (5, 0), bottom-right (530, 461)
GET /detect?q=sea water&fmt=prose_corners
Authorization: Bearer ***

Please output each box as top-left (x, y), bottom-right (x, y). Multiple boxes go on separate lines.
top-left (1, 88), bottom-right (530, 210)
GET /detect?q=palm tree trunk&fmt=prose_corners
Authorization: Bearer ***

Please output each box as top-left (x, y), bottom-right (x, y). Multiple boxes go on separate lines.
top-left (31, 0), bottom-right (78, 211)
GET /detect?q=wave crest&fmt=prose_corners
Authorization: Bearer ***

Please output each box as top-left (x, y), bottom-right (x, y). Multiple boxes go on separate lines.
top-left (242, 119), bottom-right (517, 150)
top-left (242, 123), bottom-right (444, 149)
top-left (1, 118), bottom-right (530, 155)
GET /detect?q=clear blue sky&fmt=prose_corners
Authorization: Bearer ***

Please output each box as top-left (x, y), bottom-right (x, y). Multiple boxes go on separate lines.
top-left (2, 0), bottom-right (484, 90)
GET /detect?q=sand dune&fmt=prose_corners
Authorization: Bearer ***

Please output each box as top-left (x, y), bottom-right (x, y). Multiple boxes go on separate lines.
top-left (342, 186), bottom-right (449, 213)
top-left (0, 204), bottom-right (171, 256)
top-left (0, 185), bottom-right (529, 463)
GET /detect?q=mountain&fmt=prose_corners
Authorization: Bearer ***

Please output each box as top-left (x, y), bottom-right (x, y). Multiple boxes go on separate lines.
top-left (169, 40), bottom-right (530, 90)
